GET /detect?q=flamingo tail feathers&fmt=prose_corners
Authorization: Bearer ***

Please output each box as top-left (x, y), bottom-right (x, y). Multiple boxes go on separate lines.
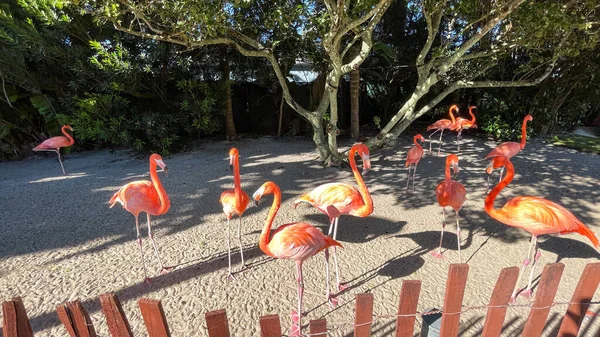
top-left (325, 236), bottom-right (343, 249)
top-left (575, 224), bottom-right (600, 248)
top-left (293, 194), bottom-right (314, 209)
top-left (109, 192), bottom-right (120, 208)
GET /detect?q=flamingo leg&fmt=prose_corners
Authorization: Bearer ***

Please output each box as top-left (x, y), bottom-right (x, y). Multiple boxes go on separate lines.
top-left (432, 208), bottom-right (446, 259)
top-left (56, 149), bottom-right (66, 175)
top-left (237, 217), bottom-right (245, 269)
top-left (324, 249), bottom-right (337, 307)
top-left (510, 235), bottom-right (537, 303)
top-left (147, 214), bottom-right (173, 275)
top-left (332, 217), bottom-right (347, 292)
top-left (438, 129), bottom-right (444, 155)
top-left (455, 210), bottom-right (462, 263)
top-left (499, 167), bottom-right (505, 183)
top-left (412, 164), bottom-right (418, 191)
top-left (291, 261), bottom-right (304, 337)
top-left (457, 130), bottom-right (462, 151)
top-left (327, 218), bottom-right (335, 236)
top-left (406, 165), bottom-right (412, 190)
top-left (523, 236), bottom-right (540, 298)
top-left (226, 218), bottom-right (234, 281)
top-left (134, 215), bottom-right (150, 284)
top-left (428, 129), bottom-right (440, 153)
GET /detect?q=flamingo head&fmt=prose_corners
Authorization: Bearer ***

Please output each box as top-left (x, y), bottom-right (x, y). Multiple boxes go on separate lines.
top-left (524, 115), bottom-right (533, 123)
top-left (352, 143), bottom-right (371, 175)
top-left (414, 134), bottom-right (425, 143)
top-left (150, 153), bottom-right (168, 177)
top-left (485, 161), bottom-right (494, 176)
top-left (449, 104), bottom-right (459, 114)
top-left (489, 155), bottom-right (511, 171)
top-left (228, 148), bottom-right (239, 171)
top-left (468, 106), bottom-right (477, 112)
top-left (448, 154), bottom-right (460, 177)
top-left (252, 181), bottom-right (278, 207)
top-left (64, 125), bottom-right (74, 132)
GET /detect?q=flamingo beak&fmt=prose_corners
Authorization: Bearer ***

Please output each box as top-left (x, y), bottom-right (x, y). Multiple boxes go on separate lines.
top-left (452, 165), bottom-right (459, 178)
top-left (164, 166), bottom-right (169, 177)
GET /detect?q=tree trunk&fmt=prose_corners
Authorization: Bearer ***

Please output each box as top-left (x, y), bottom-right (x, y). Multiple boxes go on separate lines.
top-left (350, 68), bottom-right (360, 139)
top-left (327, 84), bottom-right (343, 166)
top-left (221, 48), bottom-right (237, 141)
top-left (307, 115), bottom-right (329, 162)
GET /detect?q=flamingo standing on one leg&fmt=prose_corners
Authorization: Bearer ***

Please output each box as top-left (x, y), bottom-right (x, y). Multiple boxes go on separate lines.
top-left (293, 143), bottom-right (372, 292)
top-left (109, 153), bottom-right (174, 284)
top-left (427, 105), bottom-right (458, 155)
top-left (219, 148), bottom-right (250, 280)
top-left (485, 155), bottom-right (599, 303)
top-left (485, 115), bottom-right (533, 192)
top-left (33, 125), bottom-right (74, 175)
top-left (405, 134), bottom-right (425, 191)
top-left (254, 181), bottom-right (341, 337)
top-left (432, 154), bottom-right (467, 262)
top-left (452, 105), bottom-right (478, 151)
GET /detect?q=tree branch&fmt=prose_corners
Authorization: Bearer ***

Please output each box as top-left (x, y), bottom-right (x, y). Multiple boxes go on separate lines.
top-left (0, 70), bottom-right (12, 108)
top-left (416, 0), bottom-right (446, 74)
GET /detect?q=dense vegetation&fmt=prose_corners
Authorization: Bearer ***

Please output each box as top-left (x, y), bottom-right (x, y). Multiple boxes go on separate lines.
top-left (1, 0), bottom-right (599, 161)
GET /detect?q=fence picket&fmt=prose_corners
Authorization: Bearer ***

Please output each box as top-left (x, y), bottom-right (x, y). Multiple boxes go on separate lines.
top-left (557, 262), bottom-right (600, 337)
top-left (394, 280), bottom-right (421, 337)
top-left (2, 301), bottom-right (18, 337)
top-left (56, 300), bottom-right (96, 337)
top-left (11, 298), bottom-right (32, 337)
top-left (354, 293), bottom-right (374, 337)
top-left (259, 314), bottom-right (281, 337)
top-left (205, 310), bottom-right (230, 337)
top-left (439, 263), bottom-right (469, 337)
top-left (481, 267), bottom-right (520, 337)
top-left (309, 319), bottom-right (327, 337)
top-left (139, 299), bottom-right (171, 337)
top-left (100, 293), bottom-right (133, 337)
top-left (522, 263), bottom-right (565, 337)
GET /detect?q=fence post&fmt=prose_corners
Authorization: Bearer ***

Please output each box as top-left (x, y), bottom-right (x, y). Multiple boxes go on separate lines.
top-left (138, 299), bottom-right (171, 337)
top-left (354, 293), bottom-right (374, 337)
top-left (259, 314), bottom-right (281, 337)
top-left (439, 263), bottom-right (469, 337)
top-left (394, 280), bottom-right (421, 337)
top-left (205, 310), bottom-right (230, 337)
top-left (2, 297), bottom-right (33, 337)
top-left (481, 267), bottom-right (520, 337)
top-left (57, 300), bottom-right (97, 337)
top-left (309, 319), bottom-right (328, 337)
top-left (557, 262), bottom-right (600, 337)
top-left (522, 263), bottom-right (565, 337)
top-left (100, 293), bottom-right (133, 337)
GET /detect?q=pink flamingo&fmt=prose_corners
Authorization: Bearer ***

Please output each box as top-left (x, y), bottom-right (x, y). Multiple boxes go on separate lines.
top-left (485, 115), bottom-right (533, 192)
top-left (485, 155), bottom-right (599, 303)
top-left (254, 181), bottom-right (341, 337)
top-left (33, 125), bottom-right (74, 175)
top-left (427, 105), bottom-right (458, 154)
top-left (219, 148), bottom-right (250, 280)
top-left (293, 143), bottom-right (372, 292)
top-left (405, 134), bottom-right (425, 191)
top-left (109, 153), bottom-right (174, 284)
top-left (452, 106), bottom-right (478, 151)
top-left (432, 154), bottom-right (467, 262)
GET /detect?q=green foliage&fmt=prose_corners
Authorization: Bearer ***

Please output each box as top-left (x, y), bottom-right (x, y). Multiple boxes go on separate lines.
top-left (553, 136), bottom-right (600, 155)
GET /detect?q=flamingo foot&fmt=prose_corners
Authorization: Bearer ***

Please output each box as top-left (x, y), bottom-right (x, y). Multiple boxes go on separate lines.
top-left (430, 251), bottom-right (444, 259)
top-left (226, 273), bottom-right (236, 282)
top-left (160, 266), bottom-right (176, 275)
top-left (328, 294), bottom-right (338, 308)
top-left (519, 288), bottom-right (533, 300)
top-left (509, 296), bottom-right (517, 305)
top-left (291, 310), bottom-right (301, 325)
top-left (143, 277), bottom-right (153, 286)
top-left (290, 324), bottom-right (301, 337)
top-left (337, 282), bottom-right (348, 293)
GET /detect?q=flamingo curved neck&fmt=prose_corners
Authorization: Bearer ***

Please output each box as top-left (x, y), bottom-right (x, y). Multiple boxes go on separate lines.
top-left (484, 160), bottom-right (514, 223)
top-left (61, 126), bottom-right (74, 146)
top-left (259, 186), bottom-right (281, 256)
top-left (149, 159), bottom-right (170, 214)
top-left (444, 158), bottom-right (452, 180)
top-left (349, 147), bottom-right (373, 216)
top-left (468, 109), bottom-right (476, 124)
top-left (413, 138), bottom-right (423, 150)
top-left (520, 118), bottom-right (529, 149)
top-left (233, 155), bottom-right (242, 207)
top-left (449, 108), bottom-right (457, 124)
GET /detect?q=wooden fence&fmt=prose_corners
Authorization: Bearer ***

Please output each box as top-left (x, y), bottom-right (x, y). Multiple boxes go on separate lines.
top-left (2, 262), bottom-right (600, 337)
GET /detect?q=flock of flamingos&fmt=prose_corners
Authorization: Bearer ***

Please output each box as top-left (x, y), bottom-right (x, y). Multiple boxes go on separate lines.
top-left (32, 105), bottom-right (598, 336)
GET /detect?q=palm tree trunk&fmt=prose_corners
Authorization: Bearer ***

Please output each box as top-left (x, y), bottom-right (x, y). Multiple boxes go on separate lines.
top-left (221, 48), bottom-right (237, 140)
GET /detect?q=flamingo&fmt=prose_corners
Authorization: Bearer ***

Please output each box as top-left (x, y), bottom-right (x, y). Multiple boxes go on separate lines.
top-left (452, 105), bottom-right (478, 151)
top-left (253, 181), bottom-right (341, 337)
top-left (427, 105), bottom-right (458, 154)
top-left (405, 134), bottom-right (425, 191)
top-left (33, 125), bottom-right (75, 175)
top-left (219, 148), bottom-right (251, 280)
top-left (109, 153), bottom-right (174, 284)
top-left (485, 155), bottom-right (599, 303)
top-left (293, 143), bottom-right (372, 292)
top-left (485, 115), bottom-right (533, 192)
top-left (432, 154), bottom-right (467, 262)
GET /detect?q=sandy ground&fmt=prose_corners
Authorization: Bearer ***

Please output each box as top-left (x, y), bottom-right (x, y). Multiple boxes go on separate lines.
top-left (0, 135), bottom-right (599, 337)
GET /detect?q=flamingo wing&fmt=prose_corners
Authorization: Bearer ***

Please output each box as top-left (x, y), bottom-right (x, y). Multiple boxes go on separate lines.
top-left (110, 180), bottom-right (160, 215)
top-left (268, 222), bottom-right (342, 260)
top-left (485, 142), bottom-right (521, 159)
top-left (296, 183), bottom-right (362, 215)
top-left (34, 136), bottom-right (72, 151)
top-left (220, 189), bottom-right (251, 217)
top-left (406, 146), bottom-right (423, 166)
top-left (436, 180), bottom-right (466, 210)
top-left (427, 119), bottom-right (453, 131)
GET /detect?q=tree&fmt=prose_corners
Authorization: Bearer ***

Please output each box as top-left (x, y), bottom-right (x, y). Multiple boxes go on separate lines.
top-left (84, 0), bottom-right (392, 164)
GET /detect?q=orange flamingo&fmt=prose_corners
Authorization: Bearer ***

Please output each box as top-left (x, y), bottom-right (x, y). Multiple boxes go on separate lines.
top-left (293, 143), bottom-right (372, 292)
top-left (254, 181), bottom-right (341, 337)
top-left (432, 154), bottom-right (467, 262)
top-left (109, 153), bottom-right (173, 284)
top-left (405, 134), bottom-right (425, 191)
top-left (33, 125), bottom-right (74, 175)
top-left (452, 105), bottom-right (477, 151)
top-left (427, 105), bottom-right (458, 154)
top-left (485, 155), bottom-right (599, 303)
top-left (219, 148), bottom-right (250, 280)
top-left (485, 115), bottom-right (533, 192)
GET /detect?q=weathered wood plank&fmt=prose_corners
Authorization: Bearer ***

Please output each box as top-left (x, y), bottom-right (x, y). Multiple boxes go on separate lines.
top-left (309, 319), bottom-right (327, 337)
top-left (100, 293), bottom-right (133, 337)
top-left (354, 293), bottom-right (374, 337)
top-left (481, 267), bottom-right (520, 337)
top-left (394, 280), bottom-right (421, 337)
top-left (522, 263), bottom-right (565, 337)
top-left (205, 310), bottom-right (230, 337)
top-left (439, 264), bottom-right (469, 337)
top-left (557, 262), bottom-right (600, 337)
top-left (259, 314), bottom-right (281, 337)
top-left (139, 298), bottom-right (171, 337)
